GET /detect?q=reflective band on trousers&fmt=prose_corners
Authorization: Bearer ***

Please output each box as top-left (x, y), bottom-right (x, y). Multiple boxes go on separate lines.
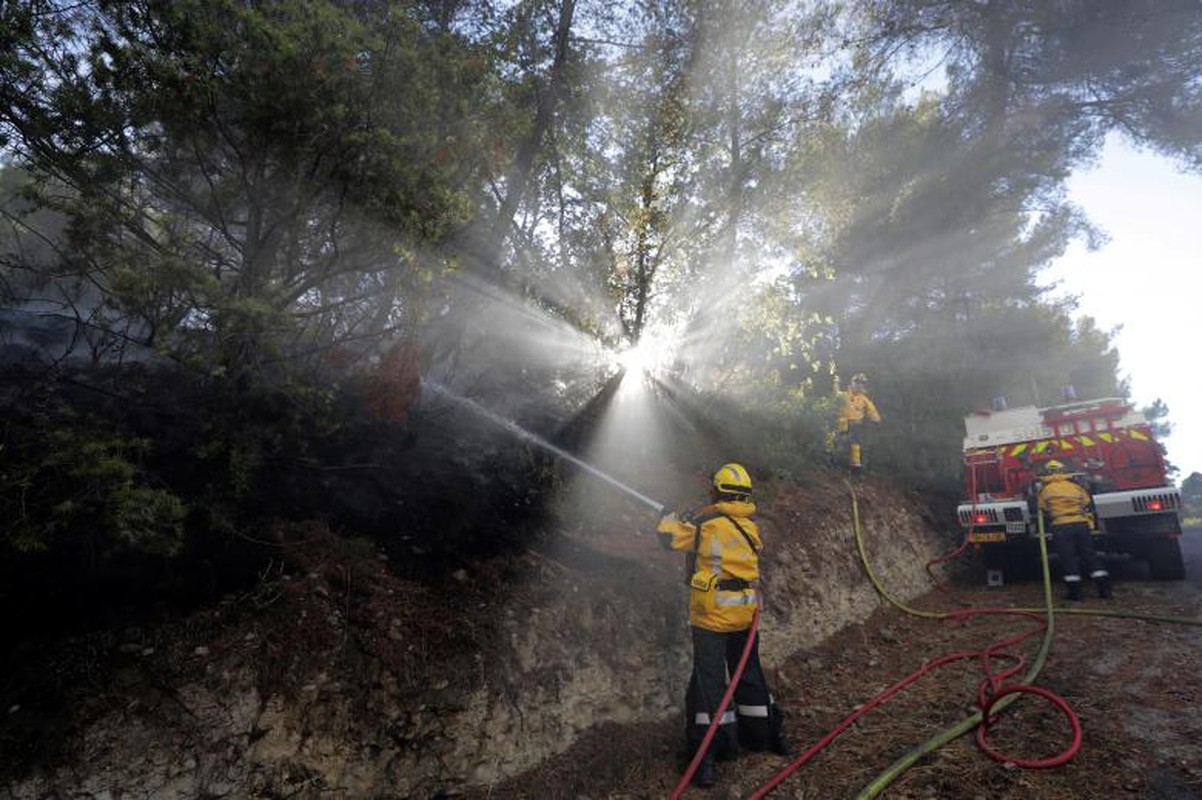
top-left (737, 703), bottom-right (769, 718)
top-left (715, 590), bottom-right (759, 607)
top-left (1064, 574), bottom-right (1082, 582)
top-left (694, 709), bottom-right (738, 726)
top-left (1090, 569), bottom-right (1109, 579)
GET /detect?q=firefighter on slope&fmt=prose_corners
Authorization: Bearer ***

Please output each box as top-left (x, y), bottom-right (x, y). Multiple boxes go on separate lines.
top-left (656, 463), bottom-right (789, 788)
top-left (1038, 459), bottom-right (1111, 600)
top-left (836, 373), bottom-right (882, 476)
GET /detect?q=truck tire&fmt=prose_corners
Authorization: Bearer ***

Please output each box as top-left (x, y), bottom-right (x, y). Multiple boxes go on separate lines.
top-left (1147, 537), bottom-right (1186, 581)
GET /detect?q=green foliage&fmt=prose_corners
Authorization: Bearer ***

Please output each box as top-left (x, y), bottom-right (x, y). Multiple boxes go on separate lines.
top-left (1142, 397), bottom-right (1173, 441)
top-left (845, 0), bottom-right (1202, 169)
top-left (1, 0), bottom-right (1199, 545)
top-left (105, 485), bottom-right (188, 556)
top-left (187, 375), bottom-right (342, 508)
top-left (2, 404), bottom-right (185, 559)
top-left (1181, 472), bottom-right (1202, 522)
top-left (0, 362), bottom-right (360, 578)
top-left (1140, 398), bottom-right (1179, 479)
top-left (1, 0), bottom-right (491, 375)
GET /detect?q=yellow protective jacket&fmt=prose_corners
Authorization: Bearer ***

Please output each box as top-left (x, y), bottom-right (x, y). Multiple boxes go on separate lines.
top-left (1038, 474), bottom-right (1094, 527)
top-left (837, 389), bottom-right (881, 431)
top-left (657, 500), bottom-right (762, 633)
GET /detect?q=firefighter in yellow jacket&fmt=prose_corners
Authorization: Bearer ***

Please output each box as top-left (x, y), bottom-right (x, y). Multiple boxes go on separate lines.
top-left (1038, 460), bottom-right (1111, 600)
top-left (836, 373), bottom-right (882, 476)
top-left (656, 463), bottom-right (788, 788)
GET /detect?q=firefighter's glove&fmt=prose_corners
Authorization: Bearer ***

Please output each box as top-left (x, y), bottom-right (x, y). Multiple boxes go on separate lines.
top-left (837, 419), bottom-right (849, 434)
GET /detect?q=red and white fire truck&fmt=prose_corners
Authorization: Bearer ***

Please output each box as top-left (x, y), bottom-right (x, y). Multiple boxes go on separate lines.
top-left (958, 396), bottom-right (1184, 580)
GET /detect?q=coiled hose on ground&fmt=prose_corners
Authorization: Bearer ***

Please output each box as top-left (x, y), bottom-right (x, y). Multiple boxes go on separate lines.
top-left (846, 480), bottom-right (1069, 799)
top-left (745, 480), bottom-right (1202, 799)
top-left (844, 480), bottom-right (1202, 799)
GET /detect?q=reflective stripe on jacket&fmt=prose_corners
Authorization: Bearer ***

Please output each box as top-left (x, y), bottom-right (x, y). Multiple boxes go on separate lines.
top-left (1038, 474), bottom-right (1093, 527)
top-left (657, 500), bottom-right (762, 633)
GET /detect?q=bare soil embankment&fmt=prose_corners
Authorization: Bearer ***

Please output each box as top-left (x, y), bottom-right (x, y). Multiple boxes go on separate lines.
top-left (4, 485), bottom-right (1202, 800)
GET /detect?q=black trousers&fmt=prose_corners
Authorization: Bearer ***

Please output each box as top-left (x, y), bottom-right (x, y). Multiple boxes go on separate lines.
top-left (1052, 521), bottom-right (1104, 581)
top-left (685, 625), bottom-right (782, 758)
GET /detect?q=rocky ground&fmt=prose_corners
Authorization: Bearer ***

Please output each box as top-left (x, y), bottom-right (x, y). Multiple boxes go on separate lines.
top-left (3, 475), bottom-right (1201, 800)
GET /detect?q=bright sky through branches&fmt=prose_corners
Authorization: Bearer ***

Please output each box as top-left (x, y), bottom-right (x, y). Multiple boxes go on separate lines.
top-left (1040, 136), bottom-right (1202, 482)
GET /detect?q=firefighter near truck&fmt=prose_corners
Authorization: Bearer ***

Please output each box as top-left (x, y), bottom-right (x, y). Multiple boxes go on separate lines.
top-left (958, 396), bottom-right (1185, 582)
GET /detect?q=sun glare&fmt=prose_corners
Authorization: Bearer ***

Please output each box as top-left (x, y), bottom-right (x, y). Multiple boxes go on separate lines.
top-left (609, 323), bottom-right (688, 388)
top-left (617, 343), bottom-right (655, 375)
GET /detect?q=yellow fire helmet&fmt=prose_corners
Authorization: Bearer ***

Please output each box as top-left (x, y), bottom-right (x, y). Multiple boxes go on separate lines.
top-left (713, 462), bottom-right (753, 497)
top-left (1045, 459), bottom-right (1066, 474)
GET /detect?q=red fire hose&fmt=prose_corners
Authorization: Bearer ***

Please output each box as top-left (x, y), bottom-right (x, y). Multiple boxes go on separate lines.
top-left (669, 609), bottom-right (762, 799)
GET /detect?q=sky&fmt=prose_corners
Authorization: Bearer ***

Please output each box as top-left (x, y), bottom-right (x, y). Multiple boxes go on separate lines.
top-left (1039, 136), bottom-right (1202, 482)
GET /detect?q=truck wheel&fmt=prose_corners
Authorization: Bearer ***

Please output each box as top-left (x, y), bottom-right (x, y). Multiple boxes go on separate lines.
top-left (982, 543), bottom-right (1008, 571)
top-left (1147, 537), bottom-right (1186, 581)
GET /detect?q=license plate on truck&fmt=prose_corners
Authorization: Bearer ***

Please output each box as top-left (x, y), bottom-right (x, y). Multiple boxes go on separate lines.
top-left (1006, 521), bottom-right (1026, 534)
top-left (971, 531), bottom-right (1007, 543)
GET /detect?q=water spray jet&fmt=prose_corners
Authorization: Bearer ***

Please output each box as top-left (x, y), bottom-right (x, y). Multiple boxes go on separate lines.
top-left (424, 380), bottom-right (666, 514)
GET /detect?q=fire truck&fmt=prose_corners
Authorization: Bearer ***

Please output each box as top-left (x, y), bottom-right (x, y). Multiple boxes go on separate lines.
top-left (958, 396), bottom-right (1184, 581)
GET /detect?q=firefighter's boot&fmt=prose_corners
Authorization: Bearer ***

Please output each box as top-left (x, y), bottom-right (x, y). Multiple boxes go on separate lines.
top-left (769, 732), bottom-right (796, 758)
top-left (768, 704), bottom-right (794, 756)
top-left (850, 443), bottom-right (863, 474)
top-left (1065, 580), bottom-right (1084, 601)
top-left (1095, 574), bottom-right (1112, 599)
top-left (693, 751), bottom-right (716, 787)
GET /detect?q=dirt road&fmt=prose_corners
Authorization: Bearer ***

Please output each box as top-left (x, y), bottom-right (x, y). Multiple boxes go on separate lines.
top-left (1180, 524), bottom-right (1202, 587)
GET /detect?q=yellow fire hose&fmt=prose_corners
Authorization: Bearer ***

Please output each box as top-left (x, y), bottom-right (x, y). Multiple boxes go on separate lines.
top-left (844, 480), bottom-right (1202, 799)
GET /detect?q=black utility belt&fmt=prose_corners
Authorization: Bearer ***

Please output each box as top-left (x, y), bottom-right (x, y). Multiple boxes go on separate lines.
top-left (717, 578), bottom-right (756, 591)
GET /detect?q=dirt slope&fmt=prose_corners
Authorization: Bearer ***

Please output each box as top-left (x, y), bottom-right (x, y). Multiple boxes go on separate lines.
top-left (4, 482), bottom-right (1202, 800)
